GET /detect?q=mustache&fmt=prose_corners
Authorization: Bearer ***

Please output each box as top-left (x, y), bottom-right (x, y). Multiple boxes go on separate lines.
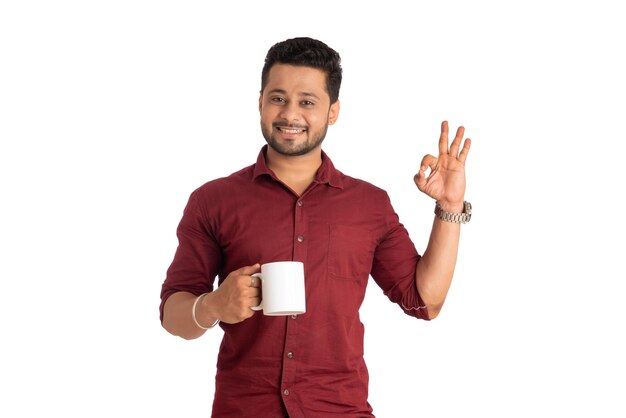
top-left (272, 122), bottom-right (308, 130)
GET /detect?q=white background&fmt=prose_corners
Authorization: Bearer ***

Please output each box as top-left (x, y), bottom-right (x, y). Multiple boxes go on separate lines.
top-left (1, 1), bottom-right (625, 416)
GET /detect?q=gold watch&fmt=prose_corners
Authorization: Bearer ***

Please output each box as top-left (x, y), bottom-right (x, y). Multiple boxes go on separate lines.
top-left (434, 201), bottom-right (472, 224)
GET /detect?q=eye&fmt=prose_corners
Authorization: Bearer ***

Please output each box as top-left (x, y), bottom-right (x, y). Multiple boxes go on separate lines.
top-left (270, 96), bottom-right (286, 104)
top-left (301, 100), bottom-right (315, 106)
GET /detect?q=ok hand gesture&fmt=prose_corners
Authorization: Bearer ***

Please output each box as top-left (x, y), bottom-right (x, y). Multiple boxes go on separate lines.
top-left (414, 121), bottom-right (471, 210)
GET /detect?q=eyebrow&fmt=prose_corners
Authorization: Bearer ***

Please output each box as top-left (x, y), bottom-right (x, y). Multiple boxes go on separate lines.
top-left (268, 89), bottom-right (321, 100)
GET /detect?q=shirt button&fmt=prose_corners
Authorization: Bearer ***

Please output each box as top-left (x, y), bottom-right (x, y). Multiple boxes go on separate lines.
top-left (287, 352), bottom-right (294, 359)
top-left (291, 315), bottom-right (297, 320)
top-left (298, 201), bottom-right (303, 207)
top-left (283, 389), bottom-right (290, 396)
top-left (297, 235), bottom-right (304, 243)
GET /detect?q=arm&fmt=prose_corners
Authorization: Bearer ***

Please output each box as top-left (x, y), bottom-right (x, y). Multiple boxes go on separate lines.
top-left (162, 264), bottom-right (262, 340)
top-left (413, 121), bottom-right (471, 319)
top-left (162, 291), bottom-right (210, 340)
top-left (159, 188), bottom-right (262, 339)
top-left (414, 209), bottom-right (461, 319)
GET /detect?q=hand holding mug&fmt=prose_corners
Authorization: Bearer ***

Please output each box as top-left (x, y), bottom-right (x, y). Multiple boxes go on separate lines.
top-left (208, 263), bottom-right (262, 324)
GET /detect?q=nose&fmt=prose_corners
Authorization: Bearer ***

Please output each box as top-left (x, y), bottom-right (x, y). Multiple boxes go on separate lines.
top-left (278, 101), bottom-right (301, 124)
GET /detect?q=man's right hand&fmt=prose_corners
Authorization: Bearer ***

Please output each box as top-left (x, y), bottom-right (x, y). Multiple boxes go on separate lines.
top-left (202, 263), bottom-right (262, 324)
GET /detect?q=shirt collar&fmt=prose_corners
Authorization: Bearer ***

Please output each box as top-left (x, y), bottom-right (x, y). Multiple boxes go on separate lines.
top-left (253, 145), bottom-right (344, 189)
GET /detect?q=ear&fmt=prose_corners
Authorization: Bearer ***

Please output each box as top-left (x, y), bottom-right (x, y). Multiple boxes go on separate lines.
top-left (258, 94), bottom-right (263, 114)
top-left (328, 100), bottom-right (340, 125)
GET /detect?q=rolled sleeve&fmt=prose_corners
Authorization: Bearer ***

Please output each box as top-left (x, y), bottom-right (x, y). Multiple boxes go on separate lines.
top-left (159, 189), bottom-right (222, 321)
top-left (370, 195), bottom-right (430, 320)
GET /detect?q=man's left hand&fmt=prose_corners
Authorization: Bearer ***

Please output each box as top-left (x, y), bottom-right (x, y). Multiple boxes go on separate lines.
top-left (414, 120), bottom-right (471, 211)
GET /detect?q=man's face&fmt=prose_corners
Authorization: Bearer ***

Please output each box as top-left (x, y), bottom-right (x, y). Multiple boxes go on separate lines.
top-left (259, 64), bottom-right (339, 156)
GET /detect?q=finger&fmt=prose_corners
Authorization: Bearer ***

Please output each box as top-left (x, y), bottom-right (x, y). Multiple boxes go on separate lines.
top-left (413, 170), bottom-right (426, 189)
top-left (249, 289), bottom-right (262, 312)
top-left (235, 263), bottom-right (261, 277)
top-left (249, 275), bottom-right (262, 288)
top-left (458, 138), bottom-right (471, 164)
top-left (438, 120), bottom-right (449, 155)
top-left (414, 154), bottom-right (437, 189)
top-left (414, 169), bottom-right (430, 192)
top-left (420, 154), bottom-right (438, 172)
top-left (249, 296), bottom-right (262, 312)
top-left (246, 287), bottom-right (261, 300)
top-left (448, 125), bottom-right (465, 157)
top-left (413, 171), bottom-right (422, 186)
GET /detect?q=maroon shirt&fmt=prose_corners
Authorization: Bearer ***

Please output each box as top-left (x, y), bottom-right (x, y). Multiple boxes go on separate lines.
top-left (160, 146), bottom-right (429, 417)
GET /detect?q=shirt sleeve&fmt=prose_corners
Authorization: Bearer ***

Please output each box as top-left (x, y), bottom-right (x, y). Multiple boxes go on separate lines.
top-left (370, 193), bottom-right (430, 320)
top-left (159, 189), bottom-right (222, 321)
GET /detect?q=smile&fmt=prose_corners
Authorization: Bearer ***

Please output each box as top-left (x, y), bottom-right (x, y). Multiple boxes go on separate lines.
top-left (277, 127), bottom-right (306, 134)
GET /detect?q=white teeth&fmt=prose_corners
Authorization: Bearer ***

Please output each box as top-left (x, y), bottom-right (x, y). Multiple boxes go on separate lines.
top-left (281, 128), bottom-right (303, 134)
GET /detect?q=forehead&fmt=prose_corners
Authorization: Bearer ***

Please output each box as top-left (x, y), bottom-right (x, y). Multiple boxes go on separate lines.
top-left (264, 64), bottom-right (329, 99)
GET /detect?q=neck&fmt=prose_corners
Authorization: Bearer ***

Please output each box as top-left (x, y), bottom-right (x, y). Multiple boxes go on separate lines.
top-left (266, 146), bottom-right (323, 196)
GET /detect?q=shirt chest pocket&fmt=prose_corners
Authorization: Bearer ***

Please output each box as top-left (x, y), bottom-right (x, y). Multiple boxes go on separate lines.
top-left (327, 224), bottom-right (376, 281)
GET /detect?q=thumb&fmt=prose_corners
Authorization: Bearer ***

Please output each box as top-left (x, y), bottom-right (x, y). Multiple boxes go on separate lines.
top-left (414, 170), bottom-right (426, 189)
top-left (414, 154), bottom-right (436, 190)
top-left (237, 263), bottom-right (261, 276)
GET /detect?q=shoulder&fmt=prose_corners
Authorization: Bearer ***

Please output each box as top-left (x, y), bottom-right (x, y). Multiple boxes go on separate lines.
top-left (337, 169), bottom-right (390, 200)
top-left (183, 165), bottom-right (256, 219)
top-left (329, 170), bottom-right (396, 220)
top-left (192, 164), bottom-right (255, 197)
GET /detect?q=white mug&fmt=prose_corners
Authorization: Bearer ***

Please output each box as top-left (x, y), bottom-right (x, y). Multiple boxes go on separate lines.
top-left (251, 261), bottom-right (306, 316)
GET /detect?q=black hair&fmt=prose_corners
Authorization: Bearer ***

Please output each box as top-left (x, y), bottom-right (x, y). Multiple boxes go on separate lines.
top-left (261, 37), bottom-right (342, 104)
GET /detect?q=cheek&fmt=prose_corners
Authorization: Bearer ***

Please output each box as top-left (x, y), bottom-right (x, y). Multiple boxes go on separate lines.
top-left (307, 111), bottom-right (327, 127)
top-left (260, 109), bottom-right (274, 125)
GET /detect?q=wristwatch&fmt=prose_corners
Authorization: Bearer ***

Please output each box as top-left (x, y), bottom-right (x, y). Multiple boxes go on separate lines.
top-left (434, 201), bottom-right (472, 224)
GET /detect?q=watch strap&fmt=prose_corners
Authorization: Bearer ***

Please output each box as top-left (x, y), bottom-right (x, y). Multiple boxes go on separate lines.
top-left (434, 201), bottom-right (472, 224)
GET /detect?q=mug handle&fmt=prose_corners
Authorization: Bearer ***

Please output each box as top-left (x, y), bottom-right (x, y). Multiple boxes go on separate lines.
top-left (250, 273), bottom-right (263, 311)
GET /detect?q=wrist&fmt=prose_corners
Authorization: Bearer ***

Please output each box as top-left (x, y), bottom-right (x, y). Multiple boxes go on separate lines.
top-left (193, 292), bottom-right (220, 329)
top-left (434, 201), bottom-right (472, 224)
top-left (436, 200), bottom-right (464, 213)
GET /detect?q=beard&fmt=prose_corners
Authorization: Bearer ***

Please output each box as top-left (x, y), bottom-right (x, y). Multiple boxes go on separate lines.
top-left (261, 121), bottom-right (329, 157)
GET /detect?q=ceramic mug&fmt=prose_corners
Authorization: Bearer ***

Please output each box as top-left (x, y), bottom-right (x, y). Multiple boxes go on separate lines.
top-left (251, 261), bottom-right (306, 316)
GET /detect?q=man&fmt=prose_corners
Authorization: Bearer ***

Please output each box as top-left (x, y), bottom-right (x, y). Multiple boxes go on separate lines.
top-left (160, 37), bottom-right (471, 417)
